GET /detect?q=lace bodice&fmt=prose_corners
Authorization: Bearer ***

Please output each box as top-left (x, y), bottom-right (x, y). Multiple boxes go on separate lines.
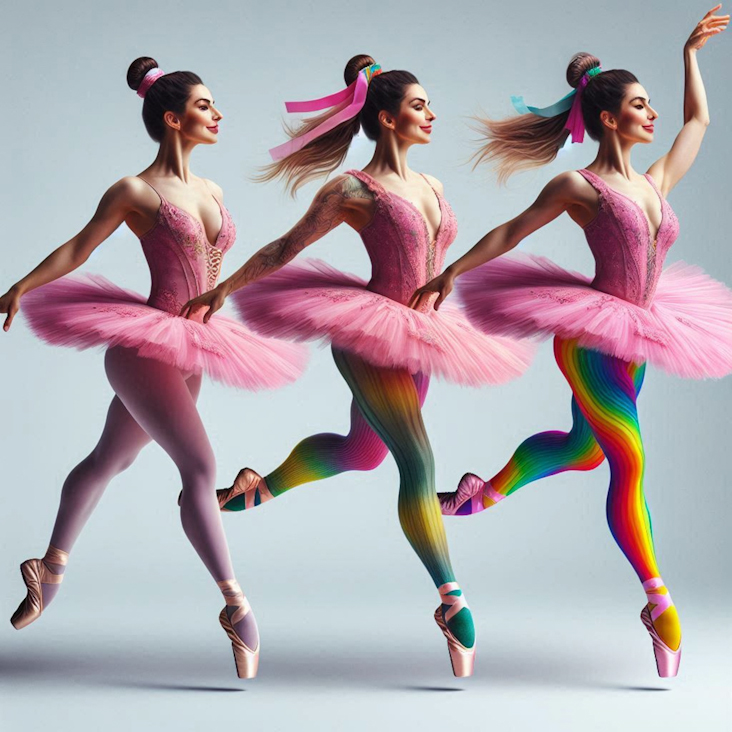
top-left (137, 180), bottom-right (236, 314)
top-left (578, 169), bottom-right (679, 308)
top-left (346, 169), bottom-right (458, 305)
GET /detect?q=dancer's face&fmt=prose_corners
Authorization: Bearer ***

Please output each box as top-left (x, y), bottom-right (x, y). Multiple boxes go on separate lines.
top-left (166, 85), bottom-right (223, 144)
top-left (603, 82), bottom-right (658, 144)
top-left (383, 84), bottom-right (436, 145)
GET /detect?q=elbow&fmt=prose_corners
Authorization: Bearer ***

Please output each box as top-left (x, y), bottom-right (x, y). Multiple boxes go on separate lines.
top-left (70, 247), bottom-right (91, 268)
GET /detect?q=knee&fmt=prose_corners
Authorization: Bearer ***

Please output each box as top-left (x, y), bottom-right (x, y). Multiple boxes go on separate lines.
top-left (83, 447), bottom-right (139, 480)
top-left (575, 440), bottom-right (605, 471)
top-left (179, 455), bottom-right (217, 493)
top-left (350, 441), bottom-right (389, 471)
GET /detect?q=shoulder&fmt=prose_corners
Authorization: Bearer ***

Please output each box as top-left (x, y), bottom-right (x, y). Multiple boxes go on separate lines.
top-left (97, 176), bottom-right (156, 213)
top-left (314, 174), bottom-right (374, 205)
top-left (539, 171), bottom-right (594, 204)
top-left (421, 173), bottom-right (444, 195)
top-left (201, 177), bottom-right (224, 200)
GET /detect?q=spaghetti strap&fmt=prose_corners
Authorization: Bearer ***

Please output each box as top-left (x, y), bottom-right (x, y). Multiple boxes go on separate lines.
top-left (577, 168), bottom-right (606, 195)
top-left (419, 173), bottom-right (439, 196)
top-left (136, 176), bottom-right (165, 205)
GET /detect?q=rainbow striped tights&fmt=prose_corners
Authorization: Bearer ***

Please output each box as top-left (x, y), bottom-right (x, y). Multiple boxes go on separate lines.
top-left (441, 337), bottom-right (680, 648)
top-left (224, 348), bottom-right (474, 648)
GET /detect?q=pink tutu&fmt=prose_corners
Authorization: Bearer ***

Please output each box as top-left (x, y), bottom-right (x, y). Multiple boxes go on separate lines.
top-left (231, 258), bottom-right (535, 386)
top-left (23, 274), bottom-right (308, 390)
top-left (458, 253), bottom-right (732, 379)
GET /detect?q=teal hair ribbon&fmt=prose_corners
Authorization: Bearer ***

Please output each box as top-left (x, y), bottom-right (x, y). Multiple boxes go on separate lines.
top-left (511, 66), bottom-right (603, 118)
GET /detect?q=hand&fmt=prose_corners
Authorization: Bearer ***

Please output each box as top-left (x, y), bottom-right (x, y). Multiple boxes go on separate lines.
top-left (0, 286), bottom-right (22, 331)
top-left (685, 5), bottom-right (729, 52)
top-left (408, 270), bottom-right (455, 312)
top-left (179, 284), bottom-right (228, 323)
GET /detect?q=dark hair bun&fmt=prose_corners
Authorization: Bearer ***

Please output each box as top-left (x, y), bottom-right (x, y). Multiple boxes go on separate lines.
top-left (566, 52), bottom-right (601, 89)
top-left (344, 54), bottom-right (376, 85)
top-left (127, 57), bottom-right (159, 91)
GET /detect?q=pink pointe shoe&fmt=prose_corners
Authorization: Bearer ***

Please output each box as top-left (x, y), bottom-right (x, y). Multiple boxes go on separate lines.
top-left (439, 473), bottom-right (505, 516)
top-left (10, 546), bottom-right (69, 630)
top-left (434, 582), bottom-right (475, 677)
top-left (641, 577), bottom-right (681, 678)
top-left (218, 580), bottom-right (259, 679)
top-left (216, 468), bottom-right (274, 511)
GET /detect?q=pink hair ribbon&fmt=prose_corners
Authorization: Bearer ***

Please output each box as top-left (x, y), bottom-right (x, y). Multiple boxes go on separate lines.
top-left (137, 68), bottom-right (165, 99)
top-left (269, 64), bottom-right (382, 162)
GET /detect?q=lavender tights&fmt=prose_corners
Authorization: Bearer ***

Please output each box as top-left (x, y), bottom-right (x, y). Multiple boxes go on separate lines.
top-left (41, 346), bottom-right (257, 648)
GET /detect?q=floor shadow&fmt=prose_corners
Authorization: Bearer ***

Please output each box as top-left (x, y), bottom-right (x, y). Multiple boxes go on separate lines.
top-left (112, 682), bottom-right (244, 693)
top-left (398, 686), bottom-right (464, 693)
top-left (615, 686), bottom-right (671, 693)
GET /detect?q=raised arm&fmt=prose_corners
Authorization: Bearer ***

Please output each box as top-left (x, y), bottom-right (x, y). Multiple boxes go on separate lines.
top-left (411, 172), bottom-right (590, 310)
top-left (646, 5), bottom-right (729, 196)
top-left (180, 174), bottom-right (370, 321)
top-left (0, 177), bottom-right (142, 331)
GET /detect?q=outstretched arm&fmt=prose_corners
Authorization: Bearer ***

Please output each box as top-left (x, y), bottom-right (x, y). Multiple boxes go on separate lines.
top-left (180, 175), bottom-right (369, 321)
top-left (647, 5), bottom-right (728, 196)
top-left (410, 172), bottom-right (588, 310)
top-left (0, 177), bottom-right (141, 331)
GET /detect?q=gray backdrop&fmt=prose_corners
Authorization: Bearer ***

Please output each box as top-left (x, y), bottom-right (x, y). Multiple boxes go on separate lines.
top-left (1, 1), bottom-right (730, 730)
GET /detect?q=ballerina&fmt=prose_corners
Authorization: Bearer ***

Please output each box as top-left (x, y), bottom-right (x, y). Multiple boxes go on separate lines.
top-left (412, 7), bottom-right (731, 677)
top-left (180, 54), bottom-right (534, 676)
top-left (0, 56), bottom-right (307, 678)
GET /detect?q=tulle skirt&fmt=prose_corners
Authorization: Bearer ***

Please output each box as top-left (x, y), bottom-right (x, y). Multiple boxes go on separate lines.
top-left (230, 258), bottom-right (535, 386)
top-left (457, 253), bottom-right (732, 379)
top-left (22, 274), bottom-right (308, 390)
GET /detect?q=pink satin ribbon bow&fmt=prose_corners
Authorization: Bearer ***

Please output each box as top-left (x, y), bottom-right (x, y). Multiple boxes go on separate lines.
top-left (137, 68), bottom-right (165, 99)
top-left (269, 64), bottom-right (382, 162)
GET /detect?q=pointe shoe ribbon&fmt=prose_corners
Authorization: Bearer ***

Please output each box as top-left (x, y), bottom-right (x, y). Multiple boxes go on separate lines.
top-left (642, 577), bottom-right (673, 621)
top-left (439, 582), bottom-right (469, 622)
top-left (218, 579), bottom-right (252, 625)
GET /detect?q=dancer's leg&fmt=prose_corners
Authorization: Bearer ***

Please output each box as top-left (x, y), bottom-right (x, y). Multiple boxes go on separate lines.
top-left (48, 370), bottom-right (205, 557)
top-left (20, 396), bottom-right (153, 609)
top-left (332, 349), bottom-right (474, 649)
top-left (49, 396), bottom-right (152, 551)
top-left (104, 347), bottom-right (256, 647)
top-left (440, 394), bottom-right (606, 516)
top-left (222, 357), bottom-right (429, 511)
top-left (555, 338), bottom-right (679, 650)
top-left (267, 400), bottom-right (389, 491)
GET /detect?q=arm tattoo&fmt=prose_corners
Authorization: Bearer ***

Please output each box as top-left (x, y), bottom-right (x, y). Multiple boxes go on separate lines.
top-left (232, 176), bottom-right (374, 287)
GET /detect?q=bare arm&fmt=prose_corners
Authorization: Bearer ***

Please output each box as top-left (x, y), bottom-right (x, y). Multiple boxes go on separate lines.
top-left (647, 5), bottom-right (728, 196)
top-left (410, 172), bottom-right (588, 310)
top-left (180, 175), bottom-right (370, 321)
top-left (0, 177), bottom-right (142, 331)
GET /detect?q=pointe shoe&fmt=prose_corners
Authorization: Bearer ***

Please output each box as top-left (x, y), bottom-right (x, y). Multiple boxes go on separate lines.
top-left (177, 468), bottom-right (273, 511)
top-left (435, 582), bottom-right (475, 677)
top-left (10, 546), bottom-right (69, 630)
top-left (218, 580), bottom-right (259, 679)
top-left (641, 578), bottom-right (681, 678)
top-left (216, 468), bottom-right (273, 512)
top-left (439, 473), bottom-right (505, 516)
